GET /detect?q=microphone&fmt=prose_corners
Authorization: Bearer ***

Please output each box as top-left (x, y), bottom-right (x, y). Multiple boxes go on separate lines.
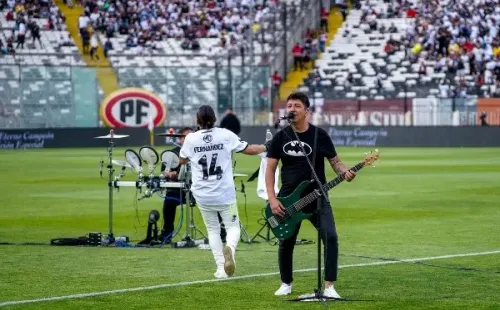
top-left (274, 112), bottom-right (295, 129)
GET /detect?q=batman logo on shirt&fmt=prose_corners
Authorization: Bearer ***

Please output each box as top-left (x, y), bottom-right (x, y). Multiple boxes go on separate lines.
top-left (283, 141), bottom-right (312, 157)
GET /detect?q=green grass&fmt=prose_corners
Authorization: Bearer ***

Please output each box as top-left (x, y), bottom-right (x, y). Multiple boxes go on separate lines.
top-left (0, 147), bottom-right (499, 309)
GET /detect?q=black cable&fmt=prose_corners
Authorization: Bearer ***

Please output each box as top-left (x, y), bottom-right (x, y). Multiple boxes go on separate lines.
top-left (0, 242), bottom-right (49, 246)
top-left (241, 180), bottom-right (249, 229)
top-left (133, 189), bottom-right (146, 238)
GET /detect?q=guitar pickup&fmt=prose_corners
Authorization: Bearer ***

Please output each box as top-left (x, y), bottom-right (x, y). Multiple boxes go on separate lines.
top-left (268, 217), bottom-right (279, 228)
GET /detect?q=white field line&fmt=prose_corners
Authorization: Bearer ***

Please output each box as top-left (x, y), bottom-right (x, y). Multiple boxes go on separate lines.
top-left (1, 250), bottom-right (499, 307)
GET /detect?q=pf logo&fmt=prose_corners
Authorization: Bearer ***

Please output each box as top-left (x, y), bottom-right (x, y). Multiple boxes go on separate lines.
top-left (100, 88), bottom-right (167, 128)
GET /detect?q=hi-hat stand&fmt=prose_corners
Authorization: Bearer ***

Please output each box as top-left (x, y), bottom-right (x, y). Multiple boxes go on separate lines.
top-left (95, 130), bottom-right (130, 244)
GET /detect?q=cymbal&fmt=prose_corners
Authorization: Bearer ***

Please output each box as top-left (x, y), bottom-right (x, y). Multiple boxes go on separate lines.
top-left (233, 173), bottom-right (248, 177)
top-left (94, 134), bottom-right (129, 139)
top-left (156, 133), bottom-right (186, 137)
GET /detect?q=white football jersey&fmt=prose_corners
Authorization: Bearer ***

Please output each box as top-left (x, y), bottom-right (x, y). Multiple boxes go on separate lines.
top-left (179, 127), bottom-right (248, 206)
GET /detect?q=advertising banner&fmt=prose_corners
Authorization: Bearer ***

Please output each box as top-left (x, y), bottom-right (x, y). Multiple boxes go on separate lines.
top-left (326, 126), bottom-right (500, 147)
top-left (476, 98), bottom-right (500, 125)
top-left (359, 99), bottom-right (407, 126)
top-left (100, 88), bottom-right (167, 128)
top-left (0, 128), bottom-right (148, 149)
top-left (1, 126), bottom-right (499, 149)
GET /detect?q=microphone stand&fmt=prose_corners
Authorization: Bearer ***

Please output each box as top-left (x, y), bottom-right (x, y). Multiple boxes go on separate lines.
top-left (283, 119), bottom-right (334, 304)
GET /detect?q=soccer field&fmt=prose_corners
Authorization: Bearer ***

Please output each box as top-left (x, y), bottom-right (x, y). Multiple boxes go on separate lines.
top-left (0, 147), bottom-right (499, 309)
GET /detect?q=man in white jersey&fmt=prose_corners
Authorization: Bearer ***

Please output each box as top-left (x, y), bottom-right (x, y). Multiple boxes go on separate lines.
top-left (179, 105), bottom-right (270, 279)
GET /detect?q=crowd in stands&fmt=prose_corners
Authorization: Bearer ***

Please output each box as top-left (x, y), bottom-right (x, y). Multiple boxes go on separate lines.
top-left (289, 5), bottom-right (331, 72)
top-left (358, 0), bottom-right (500, 97)
top-left (0, 0), bottom-right (70, 55)
top-left (291, 27), bottom-right (328, 71)
top-left (77, 0), bottom-right (281, 56)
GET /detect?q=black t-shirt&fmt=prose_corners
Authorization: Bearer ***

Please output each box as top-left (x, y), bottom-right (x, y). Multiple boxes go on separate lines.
top-left (267, 124), bottom-right (337, 211)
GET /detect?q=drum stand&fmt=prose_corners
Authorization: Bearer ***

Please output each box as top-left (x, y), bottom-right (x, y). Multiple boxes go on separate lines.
top-left (95, 130), bottom-right (130, 244)
top-left (174, 164), bottom-right (208, 248)
top-left (250, 211), bottom-right (276, 244)
top-left (240, 224), bottom-right (252, 244)
top-left (106, 138), bottom-right (115, 243)
top-left (181, 188), bottom-right (207, 243)
top-left (237, 181), bottom-right (252, 244)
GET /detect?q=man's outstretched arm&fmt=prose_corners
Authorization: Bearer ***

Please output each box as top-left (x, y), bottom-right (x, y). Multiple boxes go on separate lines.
top-left (241, 144), bottom-right (267, 155)
top-left (328, 155), bottom-right (356, 182)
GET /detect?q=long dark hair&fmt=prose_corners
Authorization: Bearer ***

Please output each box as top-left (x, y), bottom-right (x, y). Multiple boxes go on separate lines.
top-left (196, 105), bottom-right (216, 129)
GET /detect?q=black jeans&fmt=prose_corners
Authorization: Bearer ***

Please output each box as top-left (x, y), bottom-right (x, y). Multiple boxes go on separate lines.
top-left (162, 195), bottom-right (181, 239)
top-left (278, 199), bottom-right (339, 284)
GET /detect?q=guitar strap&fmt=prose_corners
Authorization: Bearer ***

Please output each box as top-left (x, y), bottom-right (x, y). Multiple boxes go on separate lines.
top-left (311, 124), bottom-right (318, 183)
top-left (310, 124), bottom-right (329, 206)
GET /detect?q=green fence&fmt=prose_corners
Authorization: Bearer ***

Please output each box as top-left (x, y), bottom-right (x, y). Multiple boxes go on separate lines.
top-left (0, 65), bottom-right (99, 129)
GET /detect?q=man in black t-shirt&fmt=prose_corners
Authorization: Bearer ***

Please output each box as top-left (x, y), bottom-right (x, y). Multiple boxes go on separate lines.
top-left (265, 92), bottom-right (356, 298)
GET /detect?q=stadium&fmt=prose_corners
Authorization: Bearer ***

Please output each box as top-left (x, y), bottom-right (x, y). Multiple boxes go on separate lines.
top-left (1, 0), bottom-right (499, 308)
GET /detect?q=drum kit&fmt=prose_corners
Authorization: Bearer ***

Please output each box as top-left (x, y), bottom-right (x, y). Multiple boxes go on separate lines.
top-left (94, 129), bottom-right (250, 246)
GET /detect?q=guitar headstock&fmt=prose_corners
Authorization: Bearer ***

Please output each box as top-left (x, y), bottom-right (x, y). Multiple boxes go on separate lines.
top-left (362, 149), bottom-right (380, 168)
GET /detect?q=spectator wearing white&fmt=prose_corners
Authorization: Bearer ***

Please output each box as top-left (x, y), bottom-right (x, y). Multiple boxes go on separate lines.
top-left (58, 34), bottom-right (73, 47)
top-left (15, 22), bottom-right (25, 49)
top-left (439, 80), bottom-right (450, 98)
top-left (78, 14), bottom-right (89, 36)
top-left (90, 10), bottom-right (99, 24)
top-left (90, 32), bottom-right (100, 60)
top-left (207, 25), bottom-right (220, 37)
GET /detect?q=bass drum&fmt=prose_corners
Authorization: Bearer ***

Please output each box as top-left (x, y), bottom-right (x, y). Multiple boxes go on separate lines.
top-left (160, 149), bottom-right (180, 171)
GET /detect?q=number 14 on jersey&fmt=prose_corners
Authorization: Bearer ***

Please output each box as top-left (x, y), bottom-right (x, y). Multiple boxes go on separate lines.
top-left (198, 153), bottom-right (223, 180)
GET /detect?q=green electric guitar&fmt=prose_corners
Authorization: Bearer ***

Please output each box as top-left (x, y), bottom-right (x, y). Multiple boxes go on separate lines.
top-left (265, 150), bottom-right (380, 241)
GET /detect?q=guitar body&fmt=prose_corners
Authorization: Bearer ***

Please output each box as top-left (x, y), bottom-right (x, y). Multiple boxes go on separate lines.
top-left (263, 150), bottom-right (379, 241)
top-left (264, 180), bottom-right (315, 241)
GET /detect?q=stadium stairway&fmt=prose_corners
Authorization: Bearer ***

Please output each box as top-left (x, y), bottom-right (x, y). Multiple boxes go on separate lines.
top-left (55, 0), bottom-right (118, 97)
top-left (278, 6), bottom-right (345, 101)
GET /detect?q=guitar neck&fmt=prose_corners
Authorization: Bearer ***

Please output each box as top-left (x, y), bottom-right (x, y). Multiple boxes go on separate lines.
top-left (323, 162), bottom-right (364, 192)
top-left (293, 162), bottom-right (365, 211)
